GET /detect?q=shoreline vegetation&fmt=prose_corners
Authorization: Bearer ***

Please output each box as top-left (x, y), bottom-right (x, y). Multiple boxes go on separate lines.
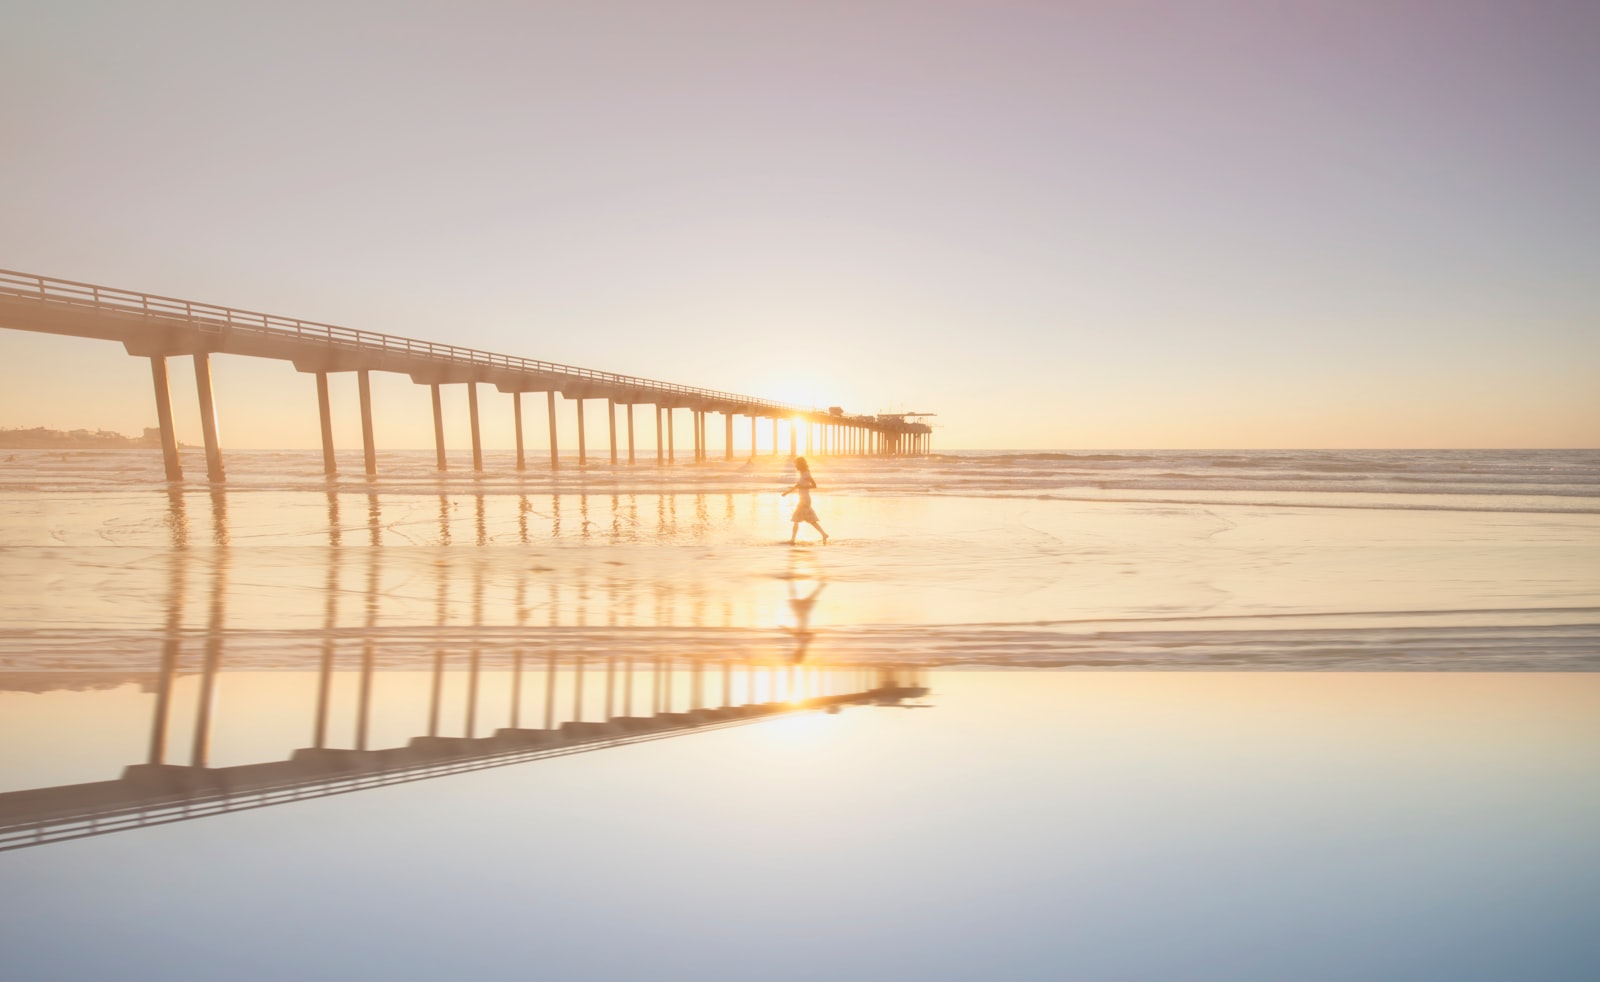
top-left (0, 426), bottom-right (173, 450)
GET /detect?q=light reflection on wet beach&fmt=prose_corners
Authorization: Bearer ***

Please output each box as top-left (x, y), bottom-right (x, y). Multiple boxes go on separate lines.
top-left (3, 450), bottom-right (1597, 671)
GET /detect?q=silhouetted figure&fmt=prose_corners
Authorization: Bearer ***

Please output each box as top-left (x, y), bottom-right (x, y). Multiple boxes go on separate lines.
top-left (782, 456), bottom-right (829, 545)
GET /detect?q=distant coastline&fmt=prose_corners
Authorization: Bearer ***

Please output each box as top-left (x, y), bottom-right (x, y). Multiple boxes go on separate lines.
top-left (0, 426), bottom-right (171, 450)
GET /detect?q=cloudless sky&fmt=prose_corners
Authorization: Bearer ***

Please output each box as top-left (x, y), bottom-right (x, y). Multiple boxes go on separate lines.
top-left (2, 0), bottom-right (1596, 449)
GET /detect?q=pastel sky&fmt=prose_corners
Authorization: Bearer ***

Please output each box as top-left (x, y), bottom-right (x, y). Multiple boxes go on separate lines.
top-left (2, 0), bottom-right (1596, 449)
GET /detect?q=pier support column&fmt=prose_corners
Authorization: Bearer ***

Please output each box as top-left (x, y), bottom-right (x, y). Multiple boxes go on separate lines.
top-left (149, 356), bottom-right (183, 481)
top-left (789, 420), bottom-right (797, 457)
top-left (190, 563), bottom-right (225, 768)
top-left (655, 406), bottom-right (664, 465)
top-left (190, 641), bottom-right (221, 768)
top-left (316, 372), bottom-right (337, 476)
top-left (691, 411), bottom-right (701, 462)
top-left (772, 417), bottom-right (779, 457)
top-left (608, 398), bottom-right (618, 465)
top-left (430, 384), bottom-right (447, 471)
top-left (626, 404), bottom-right (635, 464)
top-left (751, 416), bottom-right (757, 458)
top-left (510, 650), bottom-right (524, 728)
top-left (547, 391), bottom-right (559, 471)
top-left (465, 648), bottom-right (481, 738)
top-left (314, 641), bottom-right (335, 749)
top-left (428, 650), bottom-right (445, 737)
top-left (147, 562), bottom-right (184, 763)
top-left (543, 653), bottom-right (558, 730)
top-left (358, 370), bottom-right (377, 476)
top-left (667, 408), bottom-right (675, 463)
top-left (192, 352), bottom-right (225, 482)
top-left (356, 639), bottom-right (374, 750)
top-left (576, 399), bottom-right (587, 465)
top-left (513, 392), bottom-right (525, 471)
top-left (468, 381), bottom-right (483, 472)
top-left (725, 412), bottom-right (734, 461)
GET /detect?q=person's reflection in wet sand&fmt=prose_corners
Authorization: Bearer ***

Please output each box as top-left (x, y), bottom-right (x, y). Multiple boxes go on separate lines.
top-left (783, 578), bottom-right (825, 663)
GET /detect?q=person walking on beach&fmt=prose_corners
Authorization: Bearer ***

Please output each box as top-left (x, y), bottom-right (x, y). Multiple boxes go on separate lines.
top-left (782, 456), bottom-right (829, 545)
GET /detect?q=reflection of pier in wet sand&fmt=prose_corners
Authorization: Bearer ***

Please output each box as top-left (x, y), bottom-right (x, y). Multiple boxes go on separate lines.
top-left (0, 481), bottom-right (932, 852)
top-left (0, 652), bottom-right (928, 852)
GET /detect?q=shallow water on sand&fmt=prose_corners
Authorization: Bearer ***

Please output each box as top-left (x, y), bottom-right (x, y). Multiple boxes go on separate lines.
top-left (1, 449), bottom-right (1596, 670)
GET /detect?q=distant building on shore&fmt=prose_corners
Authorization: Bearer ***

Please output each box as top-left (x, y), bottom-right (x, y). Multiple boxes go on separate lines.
top-left (0, 426), bottom-right (165, 450)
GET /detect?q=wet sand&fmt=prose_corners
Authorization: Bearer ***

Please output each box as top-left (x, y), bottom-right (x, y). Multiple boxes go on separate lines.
top-left (2, 476), bottom-right (1596, 671)
top-left (2, 450), bottom-right (1597, 978)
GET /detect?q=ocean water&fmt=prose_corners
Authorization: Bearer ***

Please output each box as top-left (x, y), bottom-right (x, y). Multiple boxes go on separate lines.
top-left (3, 448), bottom-right (1598, 980)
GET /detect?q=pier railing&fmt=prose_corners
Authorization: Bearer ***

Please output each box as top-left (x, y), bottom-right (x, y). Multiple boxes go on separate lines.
top-left (0, 268), bottom-right (820, 418)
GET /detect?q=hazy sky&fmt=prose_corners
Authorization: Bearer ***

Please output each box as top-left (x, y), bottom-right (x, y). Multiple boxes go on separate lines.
top-left (2, 0), bottom-right (1596, 449)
